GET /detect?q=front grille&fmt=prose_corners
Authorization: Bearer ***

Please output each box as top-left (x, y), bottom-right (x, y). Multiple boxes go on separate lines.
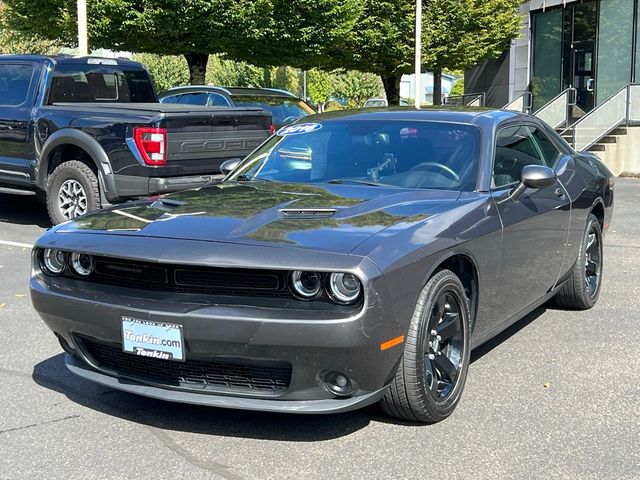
top-left (90, 257), bottom-right (289, 297)
top-left (80, 338), bottom-right (292, 394)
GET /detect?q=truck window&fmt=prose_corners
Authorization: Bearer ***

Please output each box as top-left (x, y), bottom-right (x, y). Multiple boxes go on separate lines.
top-left (48, 63), bottom-right (156, 104)
top-left (0, 64), bottom-right (35, 106)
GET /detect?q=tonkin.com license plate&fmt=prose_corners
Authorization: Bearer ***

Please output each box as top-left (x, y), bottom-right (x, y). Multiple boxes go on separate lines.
top-left (121, 316), bottom-right (185, 361)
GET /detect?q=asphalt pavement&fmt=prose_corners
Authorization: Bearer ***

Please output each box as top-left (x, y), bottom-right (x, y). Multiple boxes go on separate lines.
top-left (0, 181), bottom-right (638, 480)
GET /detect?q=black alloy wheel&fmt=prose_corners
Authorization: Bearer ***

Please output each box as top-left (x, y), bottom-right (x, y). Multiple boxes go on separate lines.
top-left (381, 269), bottom-right (471, 423)
top-left (554, 213), bottom-right (603, 310)
top-left (424, 291), bottom-right (465, 401)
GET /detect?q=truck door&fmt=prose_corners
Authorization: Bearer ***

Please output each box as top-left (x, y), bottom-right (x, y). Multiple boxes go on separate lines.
top-left (0, 61), bottom-right (40, 186)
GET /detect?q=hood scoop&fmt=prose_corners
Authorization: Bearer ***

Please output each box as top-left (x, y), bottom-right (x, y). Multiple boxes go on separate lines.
top-left (278, 208), bottom-right (337, 219)
top-left (149, 198), bottom-right (186, 212)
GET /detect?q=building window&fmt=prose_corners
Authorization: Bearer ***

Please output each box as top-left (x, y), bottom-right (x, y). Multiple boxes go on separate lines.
top-left (596, 0), bottom-right (634, 103)
top-left (531, 9), bottom-right (563, 111)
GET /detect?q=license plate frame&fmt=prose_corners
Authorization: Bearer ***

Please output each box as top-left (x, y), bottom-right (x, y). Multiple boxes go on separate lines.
top-left (121, 316), bottom-right (185, 362)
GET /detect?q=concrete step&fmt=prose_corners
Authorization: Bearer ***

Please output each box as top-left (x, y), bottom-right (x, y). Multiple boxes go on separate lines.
top-left (588, 144), bottom-right (607, 152)
top-left (599, 136), bottom-right (617, 143)
top-left (611, 128), bottom-right (628, 135)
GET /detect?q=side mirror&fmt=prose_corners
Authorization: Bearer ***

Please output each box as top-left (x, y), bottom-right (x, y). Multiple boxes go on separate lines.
top-left (502, 165), bottom-right (556, 203)
top-left (220, 158), bottom-right (242, 176)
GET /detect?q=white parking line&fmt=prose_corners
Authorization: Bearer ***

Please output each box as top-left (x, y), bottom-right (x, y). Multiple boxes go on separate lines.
top-left (0, 240), bottom-right (33, 249)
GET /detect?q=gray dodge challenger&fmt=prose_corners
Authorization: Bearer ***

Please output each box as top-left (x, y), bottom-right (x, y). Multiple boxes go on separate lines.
top-left (31, 109), bottom-right (614, 423)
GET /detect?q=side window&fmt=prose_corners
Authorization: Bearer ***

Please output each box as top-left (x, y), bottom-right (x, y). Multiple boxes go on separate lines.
top-left (208, 93), bottom-right (231, 106)
top-left (177, 92), bottom-right (208, 105)
top-left (493, 125), bottom-right (546, 187)
top-left (529, 126), bottom-right (560, 167)
top-left (160, 95), bottom-right (179, 104)
top-left (0, 63), bottom-right (35, 106)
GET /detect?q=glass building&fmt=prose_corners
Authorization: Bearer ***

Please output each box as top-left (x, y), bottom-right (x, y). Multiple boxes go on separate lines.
top-left (466, 0), bottom-right (640, 117)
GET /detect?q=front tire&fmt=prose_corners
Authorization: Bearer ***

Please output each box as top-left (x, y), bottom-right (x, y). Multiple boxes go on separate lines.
top-left (381, 269), bottom-right (471, 423)
top-left (554, 213), bottom-right (603, 310)
top-left (46, 160), bottom-right (100, 225)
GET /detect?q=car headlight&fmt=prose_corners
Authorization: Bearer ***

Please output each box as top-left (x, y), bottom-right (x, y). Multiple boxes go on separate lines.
top-left (289, 271), bottom-right (321, 299)
top-left (327, 272), bottom-right (362, 304)
top-left (70, 252), bottom-right (94, 277)
top-left (41, 249), bottom-right (66, 275)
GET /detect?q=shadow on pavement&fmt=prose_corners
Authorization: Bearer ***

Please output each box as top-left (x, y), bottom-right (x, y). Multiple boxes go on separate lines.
top-left (32, 353), bottom-right (379, 441)
top-left (471, 305), bottom-right (546, 363)
top-left (32, 307), bottom-right (548, 437)
top-left (0, 193), bottom-right (51, 228)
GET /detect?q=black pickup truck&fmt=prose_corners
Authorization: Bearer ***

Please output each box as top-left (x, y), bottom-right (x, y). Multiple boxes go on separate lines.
top-left (0, 55), bottom-right (271, 224)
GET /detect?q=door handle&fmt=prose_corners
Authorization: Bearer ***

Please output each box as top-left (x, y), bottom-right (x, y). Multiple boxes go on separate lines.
top-left (586, 78), bottom-right (594, 92)
top-left (554, 187), bottom-right (566, 199)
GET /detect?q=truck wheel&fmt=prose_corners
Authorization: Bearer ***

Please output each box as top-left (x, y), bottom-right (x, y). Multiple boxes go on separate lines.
top-left (46, 161), bottom-right (101, 225)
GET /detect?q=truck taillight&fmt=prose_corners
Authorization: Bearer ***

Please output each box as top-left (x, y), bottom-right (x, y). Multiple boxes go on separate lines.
top-left (133, 127), bottom-right (167, 166)
top-left (269, 124), bottom-right (277, 135)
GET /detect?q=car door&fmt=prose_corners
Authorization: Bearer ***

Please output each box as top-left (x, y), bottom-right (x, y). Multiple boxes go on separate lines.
top-left (0, 61), bottom-right (40, 186)
top-left (491, 124), bottom-right (570, 320)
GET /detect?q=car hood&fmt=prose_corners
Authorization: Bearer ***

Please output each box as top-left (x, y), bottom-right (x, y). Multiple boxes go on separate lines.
top-left (57, 182), bottom-right (460, 254)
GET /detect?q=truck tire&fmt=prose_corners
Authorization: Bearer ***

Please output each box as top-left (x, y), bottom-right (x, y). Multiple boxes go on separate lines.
top-left (46, 160), bottom-right (101, 225)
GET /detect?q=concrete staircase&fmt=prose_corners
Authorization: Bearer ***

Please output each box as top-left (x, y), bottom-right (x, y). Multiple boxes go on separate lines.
top-left (558, 126), bottom-right (640, 176)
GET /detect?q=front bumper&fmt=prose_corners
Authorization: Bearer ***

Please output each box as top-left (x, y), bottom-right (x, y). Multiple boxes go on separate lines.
top-left (30, 253), bottom-right (404, 414)
top-left (65, 354), bottom-right (387, 413)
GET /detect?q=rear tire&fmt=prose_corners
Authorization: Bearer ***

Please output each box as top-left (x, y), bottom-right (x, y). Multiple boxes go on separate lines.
top-left (380, 269), bottom-right (471, 423)
top-left (554, 213), bottom-right (603, 310)
top-left (46, 160), bottom-right (100, 225)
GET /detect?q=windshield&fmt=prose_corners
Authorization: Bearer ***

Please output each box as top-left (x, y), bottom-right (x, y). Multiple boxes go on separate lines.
top-left (229, 120), bottom-right (481, 191)
top-left (231, 96), bottom-right (314, 125)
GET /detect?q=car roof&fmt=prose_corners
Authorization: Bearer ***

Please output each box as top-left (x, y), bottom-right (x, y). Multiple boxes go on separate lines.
top-left (306, 107), bottom-right (522, 125)
top-left (0, 54), bottom-right (144, 69)
top-left (158, 85), bottom-right (298, 99)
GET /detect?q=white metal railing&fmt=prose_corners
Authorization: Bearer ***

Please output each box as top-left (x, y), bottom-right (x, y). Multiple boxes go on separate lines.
top-left (503, 92), bottom-right (532, 113)
top-left (629, 85), bottom-right (640, 123)
top-left (533, 88), bottom-right (575, 129)
top-left (444, 92), bottom-right (486, 107)
top-left (569, 84), bottom-right (638, 151)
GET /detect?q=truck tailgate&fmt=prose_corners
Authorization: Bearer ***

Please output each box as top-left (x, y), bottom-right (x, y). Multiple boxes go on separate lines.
top-left (161, 108), bottom-right (271, 175)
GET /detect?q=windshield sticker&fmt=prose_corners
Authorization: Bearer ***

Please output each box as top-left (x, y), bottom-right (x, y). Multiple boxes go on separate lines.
top-left (277, 123), bottom-right (322, 136)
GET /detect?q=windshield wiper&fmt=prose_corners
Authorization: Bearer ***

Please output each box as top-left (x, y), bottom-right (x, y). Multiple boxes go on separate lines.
top-left (327, 178), bottom-right (384, 187)
top-left (236, 174), bottom-right (272, 182)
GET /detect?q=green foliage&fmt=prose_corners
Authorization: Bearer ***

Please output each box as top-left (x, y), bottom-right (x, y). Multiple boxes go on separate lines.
top-left (206, 55), bottom-right (265, 87)
top-left (0, 2), bottom-right (62, 54)
top-left (422, 0), bottom-right (523, 71)
top-left (306, 69), bottom-right (334, 107)
top-left (450, 78), bottom-right (464, 97)
top-left (131, 53), bottom-right (189, 92)
top-left (332, 70), bottom-right (383, 108)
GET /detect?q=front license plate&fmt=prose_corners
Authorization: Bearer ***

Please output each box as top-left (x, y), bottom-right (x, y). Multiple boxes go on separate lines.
top-left (121, 316), bottom-right (184, 362)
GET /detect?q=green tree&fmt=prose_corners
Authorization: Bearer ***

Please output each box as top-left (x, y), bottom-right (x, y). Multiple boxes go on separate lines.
top-left (324, 0), bottom-right (522, 105)
top-left (206, 55), bottom-right (265, 87)
top-left (132, 53), bottom-right (189, 92)
top-left (332, 70), bottom-right (383, 108)
top-left (306, 69), bottom-right (334, 110)
top-left (423, 0), bottom-right (523, 104)
top-left (2, 0), bottom-right (361, 85)
top-left (0, 2), bottom-right (62, 54)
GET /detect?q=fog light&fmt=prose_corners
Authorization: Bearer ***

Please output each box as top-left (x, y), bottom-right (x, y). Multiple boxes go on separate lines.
top-left (324, 371), bottom-right (352, 396)
top-left (70, 252), bottom-right (94, 277)
top-left (290, 271), bottom-right (321, 299)
top-left (42, 249), bottom-right (66, 275)
top-left (327, 272), bottom-right (361, 304)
